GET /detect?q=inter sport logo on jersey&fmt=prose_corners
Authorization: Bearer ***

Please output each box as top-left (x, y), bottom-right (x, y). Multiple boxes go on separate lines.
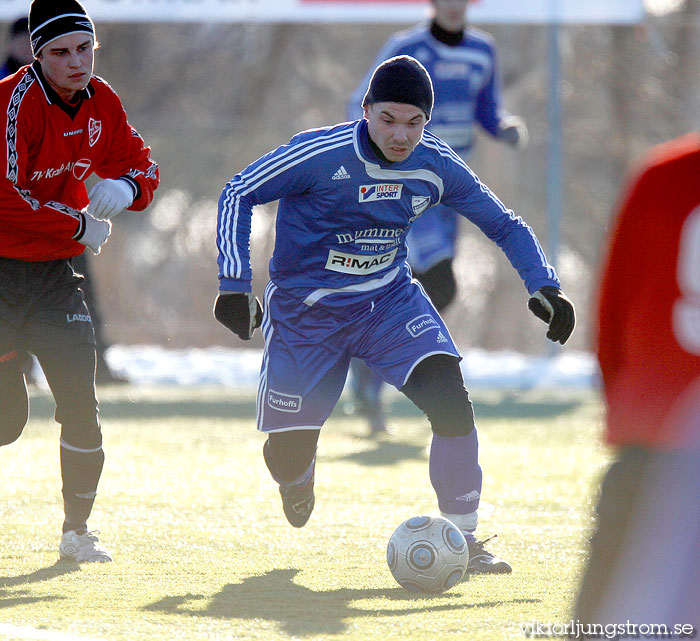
top-left (326, 248), bottom-right (398, 275)
top-left (359, 184), bottom-right (403, 203)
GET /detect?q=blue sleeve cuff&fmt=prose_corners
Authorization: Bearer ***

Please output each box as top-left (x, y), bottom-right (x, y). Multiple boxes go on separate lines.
top-left (218, 278), bottom-right (252, 293)
top-left (527, 278), bottom-right (561, 295)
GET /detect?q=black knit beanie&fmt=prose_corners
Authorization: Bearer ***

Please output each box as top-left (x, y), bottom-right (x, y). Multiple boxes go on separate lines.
top-left (362, 55), bottom-right (434, 120)
top-left (29, 0), bottom-right (95, 56)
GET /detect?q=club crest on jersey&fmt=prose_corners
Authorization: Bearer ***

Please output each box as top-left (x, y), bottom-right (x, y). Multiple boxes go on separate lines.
top-left (359, 184), bottom-right (402, 203)
top-left (88, 118), bottom-right (102, 147)
top-left (411, 196), bottom-right (431, 217)
top-left (267, 390), bottom-right (302, 413)
top-left (406, 314), bottom-right (440, 338)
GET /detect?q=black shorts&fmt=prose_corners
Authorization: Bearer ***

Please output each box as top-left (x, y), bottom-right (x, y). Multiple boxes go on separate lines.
top-left (0, 256), bottom-right (95, 356)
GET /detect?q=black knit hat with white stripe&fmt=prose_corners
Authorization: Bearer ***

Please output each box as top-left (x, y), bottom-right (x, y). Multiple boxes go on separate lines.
top-left (362, 55), bottom-right (434, 119)
top-left (29, 0), bottom-right (95, 56)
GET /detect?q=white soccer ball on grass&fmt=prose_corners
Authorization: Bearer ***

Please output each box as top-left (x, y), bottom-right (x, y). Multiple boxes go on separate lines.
top-left (386, 515), bottom-right (468, 593)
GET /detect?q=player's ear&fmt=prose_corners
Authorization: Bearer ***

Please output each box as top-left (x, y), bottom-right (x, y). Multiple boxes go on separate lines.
top-left (362, 104), bottom-right (371, 120)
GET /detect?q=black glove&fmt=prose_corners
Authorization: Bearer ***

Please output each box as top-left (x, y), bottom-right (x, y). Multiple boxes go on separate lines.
top-left (528, 286), bottom-right (575, 345)
top-left (214, 292), bottom-right (263, 340)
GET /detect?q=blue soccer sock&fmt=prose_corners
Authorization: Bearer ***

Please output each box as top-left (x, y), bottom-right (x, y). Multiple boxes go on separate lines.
top-left (429, 429), bottom-right (482, 522)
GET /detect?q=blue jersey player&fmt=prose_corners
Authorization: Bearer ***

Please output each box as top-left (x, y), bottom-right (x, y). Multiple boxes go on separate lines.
top-left (347, 0), bottom-right (528, 432)
top-left (214, 56), bottom-right (574, 574)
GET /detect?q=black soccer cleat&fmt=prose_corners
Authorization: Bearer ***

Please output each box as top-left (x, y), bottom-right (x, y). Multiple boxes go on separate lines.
top-left (278, 476), bottom-right (315, 528)
top-left (263, 441), bottom-right (315, 528)
top-left (467, 535), bottom-right (512, 574)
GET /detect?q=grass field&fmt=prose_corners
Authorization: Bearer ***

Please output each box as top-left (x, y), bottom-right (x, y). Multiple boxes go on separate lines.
top-left (0, 385), bottom-right (609, 641)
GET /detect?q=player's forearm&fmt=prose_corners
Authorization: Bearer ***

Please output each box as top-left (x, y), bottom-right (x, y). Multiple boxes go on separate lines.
top-left (217, 186), bottom-right (254, 286)
top-left (472, 207), bottom-right (558, 292)
top-left (122, 162), bottom-right (159, 211)
top-left (0, 203), bottom-right (82, 239)
top-left (497, 223), bottom-right (560, 293)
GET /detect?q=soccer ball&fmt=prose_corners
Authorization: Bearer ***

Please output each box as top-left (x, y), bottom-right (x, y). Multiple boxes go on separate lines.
top-left (386, 515), bottom-right (468, 593)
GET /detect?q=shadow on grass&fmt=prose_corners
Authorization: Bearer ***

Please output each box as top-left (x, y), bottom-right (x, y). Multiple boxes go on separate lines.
top-left (27, 393), bottom-right (257, 421)
top-left (0, 562), bottom-right (79, 608)
top-left (379, 395), bottom-right (583, 421)
top-left (472, 394), bottom-right (583, 419)
top-left (332, 439), bottom-right (426, 466)
top-left (144, 568), bottom-right (540, 637)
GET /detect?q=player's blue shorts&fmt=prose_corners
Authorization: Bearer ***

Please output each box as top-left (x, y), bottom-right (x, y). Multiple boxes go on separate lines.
top-left (256, 273), bottom-right (461, 433)
top-left (406, 204), bottom-right (459, 273)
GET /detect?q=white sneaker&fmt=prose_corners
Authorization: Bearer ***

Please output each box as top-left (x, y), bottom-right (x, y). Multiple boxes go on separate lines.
top-left (59, 530), bottom-right (113, 563)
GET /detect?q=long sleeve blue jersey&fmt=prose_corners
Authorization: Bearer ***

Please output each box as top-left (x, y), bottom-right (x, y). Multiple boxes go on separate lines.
top-left (217, 119), bottom-right (557, 307)
top-left (348, 23), bottom-right (510, 156)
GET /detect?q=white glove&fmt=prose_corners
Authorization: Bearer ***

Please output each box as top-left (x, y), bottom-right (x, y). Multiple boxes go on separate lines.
top-left (87, 178), bottom-right (135, 220)
top-left (498, 116), bottom-right (529, 149)
top-left (77, 213), bottom-right (112, 255)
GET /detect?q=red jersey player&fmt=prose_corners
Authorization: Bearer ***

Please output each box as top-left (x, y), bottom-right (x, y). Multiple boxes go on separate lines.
top-left (0, 0), bottom-right (159, 562)
top-left (576, 133), bottom-right (700, 628)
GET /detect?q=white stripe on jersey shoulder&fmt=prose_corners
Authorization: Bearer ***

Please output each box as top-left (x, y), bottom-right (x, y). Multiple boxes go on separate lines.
top-left (218, 125), bottom-right (354, 280)
top-left (351, 124), bottom-right (445, 199)
top-left (429, 41), bottom-right (493, 68)
top-left (420, 131), bottom-right (515, 217)
top-left (420, 131), bottom-right (470, 171)
top-left (230, 126), bottom-right (354, 193)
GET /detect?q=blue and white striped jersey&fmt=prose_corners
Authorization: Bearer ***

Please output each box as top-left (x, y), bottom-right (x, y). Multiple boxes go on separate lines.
top-left (217, 119), bottom-right (557, 307)
top-left (348, 23), bottom-right (509, 156)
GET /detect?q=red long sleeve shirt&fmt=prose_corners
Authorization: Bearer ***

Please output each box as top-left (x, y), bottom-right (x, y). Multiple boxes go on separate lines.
top-left (0, 62), bottom-right (159, 261)
top-left (597, 133), bottom-right (700, 449)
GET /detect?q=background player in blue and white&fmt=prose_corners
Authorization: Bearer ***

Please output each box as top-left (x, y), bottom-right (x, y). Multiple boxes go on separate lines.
top-left (347, 0), bottom-right (528, 433)
top-left (215, 56), bottom-right (574, 574)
